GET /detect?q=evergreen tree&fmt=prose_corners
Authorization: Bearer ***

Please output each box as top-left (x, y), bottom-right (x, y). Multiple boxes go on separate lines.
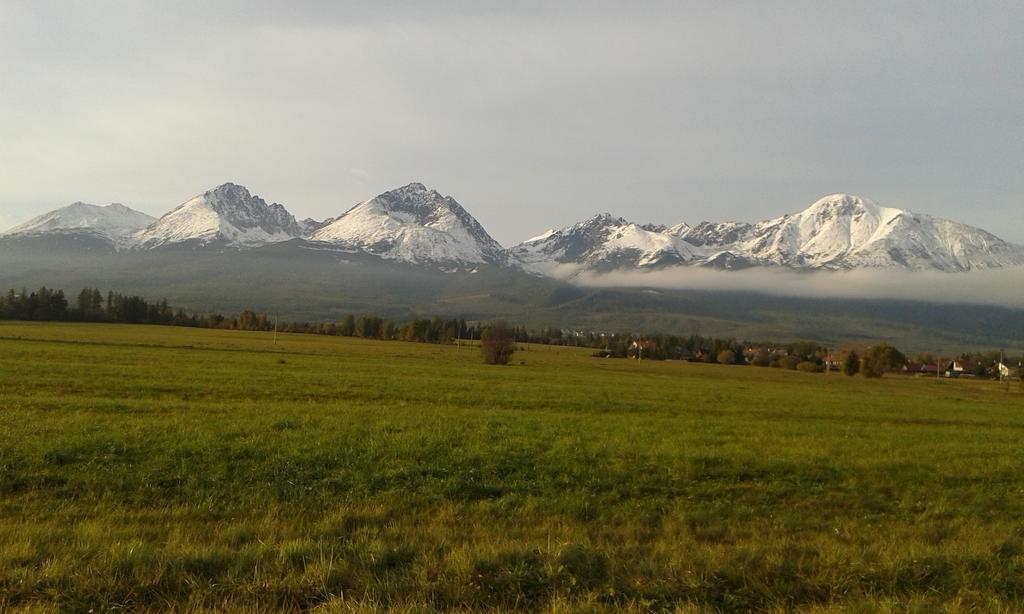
top-left (77, 288), bottom-right (94, 315)
top-left (843, 351), bottom-right (860, 376)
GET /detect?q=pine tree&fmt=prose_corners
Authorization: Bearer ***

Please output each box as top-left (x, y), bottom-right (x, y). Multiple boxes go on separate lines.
top-left (77, 288), bottom-right (94, 316)
top-left (843, 351), bottom-right (860, 376)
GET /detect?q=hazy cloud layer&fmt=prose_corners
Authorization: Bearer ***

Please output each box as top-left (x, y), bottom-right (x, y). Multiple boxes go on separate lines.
top-left (1, 1), bottom-right (1022, 245)
top-left (576, 266), bottom-right (1024, 308)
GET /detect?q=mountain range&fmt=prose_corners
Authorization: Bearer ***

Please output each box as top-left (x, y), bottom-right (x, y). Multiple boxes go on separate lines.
top-left (4, 183), bottom-right (1024, 274)
top-left (3, 182), bottom-right (1024, 352)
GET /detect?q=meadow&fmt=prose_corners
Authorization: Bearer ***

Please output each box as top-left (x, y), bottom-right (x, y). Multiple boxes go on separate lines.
top-left (1, 321), bottom-right (1023, 612)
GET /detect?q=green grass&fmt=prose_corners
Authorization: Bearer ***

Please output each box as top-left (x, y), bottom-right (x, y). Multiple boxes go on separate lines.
top-left (1, 321), bottom-right (1023, 612)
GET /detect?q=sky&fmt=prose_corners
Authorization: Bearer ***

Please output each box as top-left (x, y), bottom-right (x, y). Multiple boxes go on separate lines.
top-left (1, 1), bottom-right (1022, 245)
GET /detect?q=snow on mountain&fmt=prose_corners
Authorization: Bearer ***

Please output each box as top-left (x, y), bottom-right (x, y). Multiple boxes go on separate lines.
top-left (510, 213), bottom-right (704, 275)
top-left (671, 220), bottom-right (753, 247)
top-left (299, 217), bottom-right (336, 236)
top-left (310, 183), bottom-right (507, 266)
top-left (666, 222), bottom-right (692, 236)
top-left (5, 185), bottom-right (1022, 274)
top-left (514, 194), bottom-right (1024, 274)
top-left (734, 194), bottom-right (1024, 271)
top-left (2, 202), bottom-right (155, 247)
top-left (135, 183), bottom-right (302, 248)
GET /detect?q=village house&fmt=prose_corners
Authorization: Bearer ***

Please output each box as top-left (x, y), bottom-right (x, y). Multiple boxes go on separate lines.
top-left (943, 360), bottom-right (966, 377)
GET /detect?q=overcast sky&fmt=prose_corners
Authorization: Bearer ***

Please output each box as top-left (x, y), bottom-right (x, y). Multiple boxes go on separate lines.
top-left (1, 1), bottom-right (1021, 245)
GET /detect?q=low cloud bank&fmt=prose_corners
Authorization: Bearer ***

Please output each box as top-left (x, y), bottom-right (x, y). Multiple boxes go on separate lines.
top-left (572, 266), bottom-right (1024, 309)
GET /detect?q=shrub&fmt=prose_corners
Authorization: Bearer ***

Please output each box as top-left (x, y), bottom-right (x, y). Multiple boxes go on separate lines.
top-left (717, 350), bottom-right (736, 365)
top-left (780, 355), bottom-right (800, 370)
top-left (481, 321), bottom-right (515, 365)
top-left (796, 361), bottom-right (822, 373)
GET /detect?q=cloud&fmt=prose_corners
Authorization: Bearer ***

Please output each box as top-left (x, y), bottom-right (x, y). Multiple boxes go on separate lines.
top-left (0, 2), bottom-right (1022, 246)
top-left (574, 266), bottom-right (1024, 309)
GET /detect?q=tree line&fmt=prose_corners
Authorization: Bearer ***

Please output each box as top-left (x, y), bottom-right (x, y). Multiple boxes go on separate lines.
top-left (0, 287), bottom-right (478, 341)
top-left (0, 287), bottom-right (751, 356)
top-left (0, 286), bottom-right (1016, 377)
top-left (1, 287), bottom-right (186, 325)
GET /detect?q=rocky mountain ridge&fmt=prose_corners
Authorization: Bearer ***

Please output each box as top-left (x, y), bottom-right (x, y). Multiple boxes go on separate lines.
top-left (5, 186), bottom-right (1023, 273)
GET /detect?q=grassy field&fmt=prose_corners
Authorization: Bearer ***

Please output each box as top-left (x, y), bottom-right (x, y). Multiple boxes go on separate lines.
top-left (1, 321), bottom-right (1023, 612)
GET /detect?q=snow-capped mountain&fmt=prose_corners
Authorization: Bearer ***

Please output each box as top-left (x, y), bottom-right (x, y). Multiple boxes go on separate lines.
top-left (726, 194), bottom-right (1024, 271)
top-left (2, 202), bottom-right (155, 247)
top-left (135, 183), bottom-right (303, 248)
top-left (510, 213), bottom-right (703, 275)
top-left (310, 183), bottom-right (507, 266)
top-left (5, 185), bottom-right (1023, 275)
top-left (512, 194), bottom-right (1024, 274)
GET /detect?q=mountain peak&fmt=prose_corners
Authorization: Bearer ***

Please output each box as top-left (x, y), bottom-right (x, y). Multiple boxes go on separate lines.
top-left (667, 222), bottom-right (693, 236)
top-left (135, 183), bottom-right (302, 248)
top-left (310, 183), bottom-right (506, 266)
top-left (813, 193), bottom-right (871, 204)
top-left (204, 182), bottom-right (253, 200)
top-left (370, 183), bottom-right (445, 207)
top-left (738, 194), bottom-right (1024, 270)
top-left (802, 193), bottom-right (884, 216)
top-left (576, 213), bottom-right (627, 229)
top-left (374, 183), bottom-right (450, 209)
top-left (511, 211), bottom-right (701, 275)
top-left (2, 201), bottom-right (155, 246)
